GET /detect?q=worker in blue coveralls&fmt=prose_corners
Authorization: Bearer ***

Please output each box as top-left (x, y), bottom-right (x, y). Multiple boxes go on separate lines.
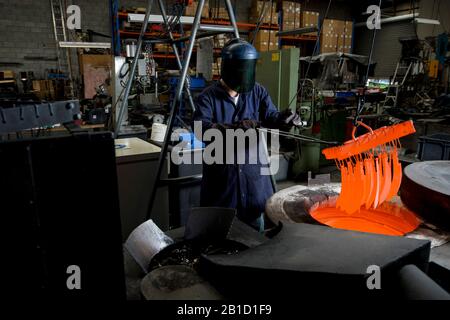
top-left (193, 38), bottom-right (300, 231)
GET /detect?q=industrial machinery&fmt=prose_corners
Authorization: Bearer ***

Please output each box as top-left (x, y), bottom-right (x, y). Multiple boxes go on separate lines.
top-left (112, 41), bottom-right (159, 136)
top-left (0, 100), bottom-right (81, 135)
top-left (1, 132), bottom-right (125, 298)
top-left (255, 47), bottom-right (300, 112)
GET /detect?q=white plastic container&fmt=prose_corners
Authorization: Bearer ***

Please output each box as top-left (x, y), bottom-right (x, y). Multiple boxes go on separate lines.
top-left (150, 123), bottom-right (167, 142)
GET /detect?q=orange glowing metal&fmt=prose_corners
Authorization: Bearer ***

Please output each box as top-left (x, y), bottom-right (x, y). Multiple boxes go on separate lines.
top-left (322, 120), bottom-right (416, 214)
top-left (310, 202), bottom-right (421, 236)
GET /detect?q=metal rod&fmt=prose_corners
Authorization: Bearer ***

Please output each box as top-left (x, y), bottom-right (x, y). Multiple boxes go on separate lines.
top-left (114, 0), bottom-right (154, 138)
top-left (146, 0), bottom-right (206, 220)
top-left (224, 0), bottom-right (240, 39)
top-left (258, 128), bottom-right (338, 145)
top-left (260, 130), bottom-right (277, 193)
top-left (276, 27), bottom-right (318, 37)
top-left (157, 0), bottom-right (196, 113)
top-left (199, 25), bottom-right (236, 32)
top-left (143, 30), bottom-right (233, 45)
top-left (173, 30), bottom-right (234, 43)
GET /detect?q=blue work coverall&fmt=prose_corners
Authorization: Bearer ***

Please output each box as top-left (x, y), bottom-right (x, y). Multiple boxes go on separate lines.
top-left (193, 81), bottom-right (283, 226)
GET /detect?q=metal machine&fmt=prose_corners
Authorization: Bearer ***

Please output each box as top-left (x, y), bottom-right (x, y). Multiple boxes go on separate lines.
top-left (255, 48), bottom-right (300, 112)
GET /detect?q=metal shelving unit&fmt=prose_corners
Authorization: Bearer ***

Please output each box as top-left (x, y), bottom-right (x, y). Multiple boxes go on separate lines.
top-left (112, 9), bottom-right (281, 55)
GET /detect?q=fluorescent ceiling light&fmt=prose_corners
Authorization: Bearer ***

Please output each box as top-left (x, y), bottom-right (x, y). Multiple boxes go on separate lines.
top-left (414, 18), bottom-right (440, 25)
top-left (59, 42), bottom-right (111, 49)
top-left (128, 14), bottom-right (195, 24)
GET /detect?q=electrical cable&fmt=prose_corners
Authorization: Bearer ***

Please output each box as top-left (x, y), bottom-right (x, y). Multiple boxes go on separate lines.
top-left (354, 0), bottom-right (382, 125)
top-left (249, 0), bottom-right (270, 45)
top-left (287, 0), bottom-right (333, 112)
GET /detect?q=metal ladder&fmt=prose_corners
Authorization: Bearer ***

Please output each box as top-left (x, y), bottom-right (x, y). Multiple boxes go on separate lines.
top-left (383, 61), bottom-right (412, 109)
top-left (50, 0), bottom-right (74, 97)
top-left (114, 0), bottom-right (240, 220)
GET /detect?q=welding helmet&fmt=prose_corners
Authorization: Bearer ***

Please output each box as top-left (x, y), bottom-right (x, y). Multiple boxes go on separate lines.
top-left (221, 39), bottom-right (259, 93)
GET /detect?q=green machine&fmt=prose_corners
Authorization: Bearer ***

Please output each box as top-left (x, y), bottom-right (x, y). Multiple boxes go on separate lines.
top-left (256, 48), bottom-right (323, 176)
top-left (255, 48), bottom-right (300, 112)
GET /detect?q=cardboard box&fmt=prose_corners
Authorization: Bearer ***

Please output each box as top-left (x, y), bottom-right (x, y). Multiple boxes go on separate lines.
top-left (282, 20), bottom-right (295, 31)
top-left (254, 30), bottom-right (270, 52)
top-left (250, 0), bottom-right (278, 24)
top-left (301, 11), bottom-right (319, 28)
top-left (154, 43), bottom-right (173, 52)
top-left (269, 30), bottom-right (279, 51)
top-left (344, 21), bottom-right (353, 53)
top-left (282, 1), bottom-right (295, 22)
top-left (254, 30), bottom-right (278, 52)
top-left (294, 2), bottom-right (301, 29)
top-left (185, 0), bottom-right (209, 18)
top-left (301, 11), bottom-right (319, 36)
top-left (0, 70), bottom-right (15, 80)
top-left (321, 19), bottom-right (353, 53)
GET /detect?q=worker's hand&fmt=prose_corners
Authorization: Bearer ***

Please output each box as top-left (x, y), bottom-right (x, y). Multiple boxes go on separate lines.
top-left (234, 119), bottom-right (260, 130)
top-left (279, 109), bottom-right (302, 129)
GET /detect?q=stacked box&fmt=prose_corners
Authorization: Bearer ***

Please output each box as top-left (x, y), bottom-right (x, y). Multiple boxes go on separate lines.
top-left (344, 20), bottom-right (353, 53)
top-left (254, 29), bottom-right (270, 52)
top-left (321, 19), bottom-right (337, 53)
top-left (294, 2), bottom-right (301, 29)
top-left (281, 2), bottom-right (301, 31)
top-left (301, 11), bottom-right (319, 35)
top-left (185, 0), bottom-right (210, 18)
top-left (250, 0), bottom-right (278, 24)
top-left (269, 30), bottom-right (279, 51)
top-left (254, 30), bottom-right (278, 52)
top-left (281, 1), bottom-right (295, 31)
top-left (321, 19), bottom-right (353, 54)
top-left (210, 6), bottom-right (231, 20)
top-left (154, 43), bottom-right (174, 52)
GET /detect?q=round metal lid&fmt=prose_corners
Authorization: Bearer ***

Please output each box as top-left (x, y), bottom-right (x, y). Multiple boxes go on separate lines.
top-left (404, 161), bottom-right (450, 196)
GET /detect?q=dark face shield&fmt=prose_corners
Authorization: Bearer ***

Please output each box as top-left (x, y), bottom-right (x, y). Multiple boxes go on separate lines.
top-left (221, 58), bottom-right (257, 94)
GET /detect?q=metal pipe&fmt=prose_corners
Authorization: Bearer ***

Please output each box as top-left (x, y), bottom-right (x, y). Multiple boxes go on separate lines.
top-left (114, 0), bottom-right (154, 138)
top-left (277, 27), bottom-right (318, 37)
top-left (199, 25), bottom-right (236, 32)
top-left (224, 0), bottom-right (240, 39)
top-left (397, 264), bottom-right (450, 300)
top-left (158, 0), bottom-right (197, 114)
top-left (128, 13), bottom-right (195, 24)
top-left (173, 30), bottom-right (234, 43)
top-left (258, 128), bottom-right (338, 145)
top-left (146, 0), bottom-right (206, 220)
top-left (59, 41), bottom-right (112, 49)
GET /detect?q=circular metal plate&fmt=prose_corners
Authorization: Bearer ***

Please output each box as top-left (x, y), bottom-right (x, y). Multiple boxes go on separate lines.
top-left (404, 161), bottom-right (450, 196)
top-left (401, 161), bottom-right (450, 231)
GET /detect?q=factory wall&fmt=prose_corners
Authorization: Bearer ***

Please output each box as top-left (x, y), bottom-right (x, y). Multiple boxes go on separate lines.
top-left (0, 0), bottom-right (353, 88)
top-left (353, 0), bottom-right (450, 78)
top-left (0, 0), bottom-right (112, 82)
top-left (417, 0), bottom-right (450, 39)
top-left (353, 21), bottom-right (416, 78)
top-left (0, 0), bottom-right (252, 86)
